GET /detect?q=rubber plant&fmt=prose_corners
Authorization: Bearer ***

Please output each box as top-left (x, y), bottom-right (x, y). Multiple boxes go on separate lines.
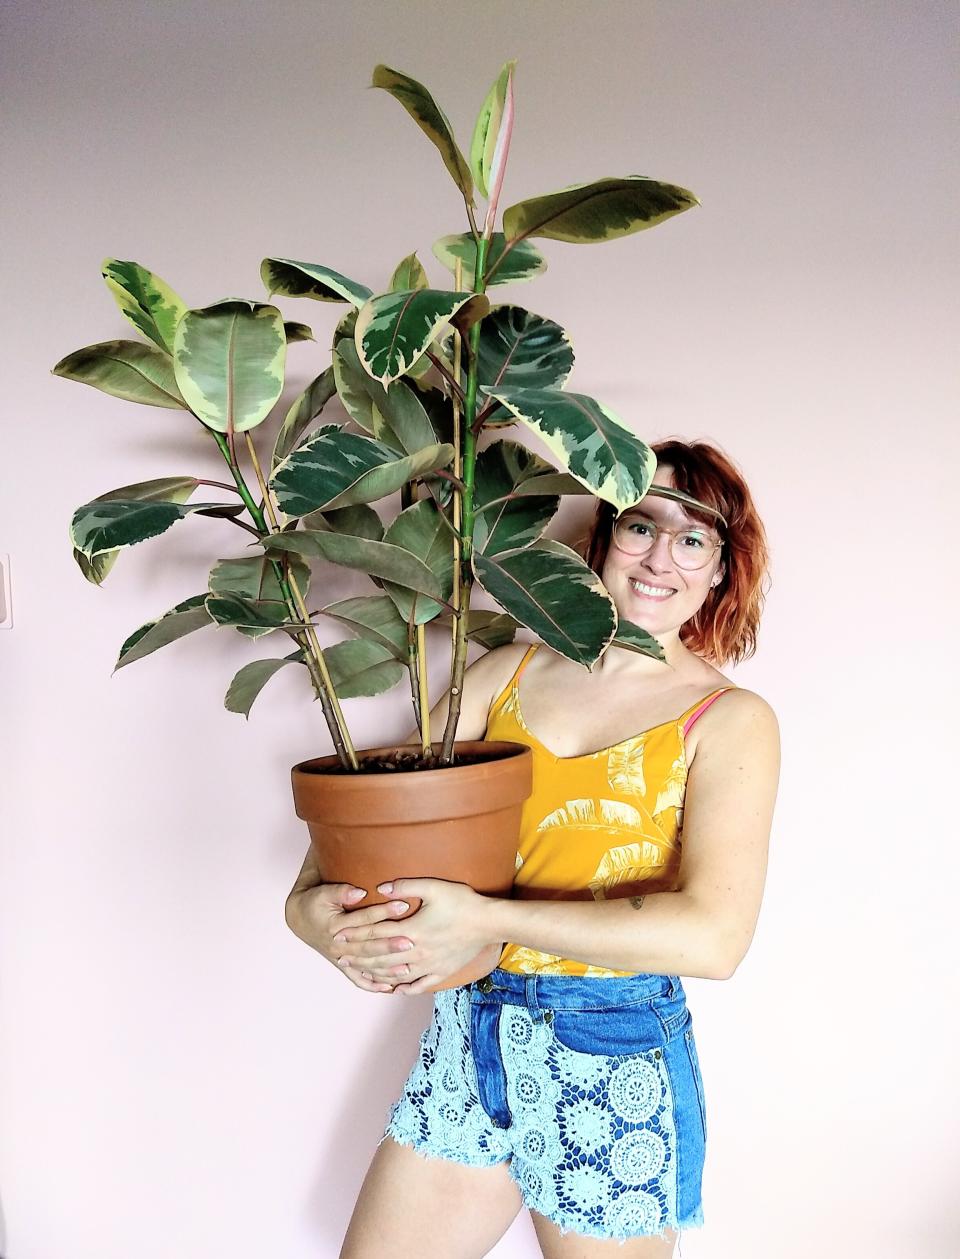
top-left (54, 60), bottom-right (701, 773)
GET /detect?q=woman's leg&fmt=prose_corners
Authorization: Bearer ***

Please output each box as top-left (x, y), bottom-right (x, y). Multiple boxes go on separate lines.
top-left (531, 1213), bottom-right (677, 1258)
top-left (340, 1136), bottom-right (523, 1259)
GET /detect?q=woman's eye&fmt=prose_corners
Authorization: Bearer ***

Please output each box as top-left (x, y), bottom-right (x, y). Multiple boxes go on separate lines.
top-left (682, 534), bottom-right (705, 548)
top-left (627, 521), bottom-right (653, 535)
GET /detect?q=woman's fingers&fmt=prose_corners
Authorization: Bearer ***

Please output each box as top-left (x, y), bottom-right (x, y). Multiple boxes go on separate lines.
top-left (338, 900), bottom-right (411, 930)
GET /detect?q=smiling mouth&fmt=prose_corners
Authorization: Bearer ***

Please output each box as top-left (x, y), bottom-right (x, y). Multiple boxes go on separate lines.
top-left (628, 578), bottom-right (675, 598)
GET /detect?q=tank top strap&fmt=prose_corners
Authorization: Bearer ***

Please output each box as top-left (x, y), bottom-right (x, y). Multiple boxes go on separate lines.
top-left (680, 687), bottom-right (736, 737)
top-left (488, 642), bottom-right (540, 715)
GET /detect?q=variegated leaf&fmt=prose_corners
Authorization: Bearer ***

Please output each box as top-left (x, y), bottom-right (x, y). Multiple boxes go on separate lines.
top-left (334, 339), bottom-right (437, 454)
top-left (473, 440), bottom-right (560, 556)
top-left (101, 259), bottom-right (188, 353)
top-left (204, 593), bottom-right (307, 632)
top-left (381, 499), bottom-right (455, 624)
top-left (477, 305), bottom-right (573, 422)
top-left (501, 176), bottom-right (699, 244)
top-left (438, 607), bottom-right (521, 650)
top-left (432, 231), bottom-right (546, 288)
top-left (114, 594), bottom-right (213, 671)
top-left (71, 497), bottom-right (242, 559)
top-left (260, 258), bottom-right (372, 307)
top-left (173, 301), bottom-right (285, 437)
top-left (283, 321), bottom-right (315, 343)
top-left (69, 476), bottom-right (201, 584)
top-left (472, 537), bottom-right (617, 667)
top-left (225, 651), bottom-right (305, 718)
top-left (371, 64), bottom-right (474, 206)
top-left (271, 367), bottom-right (337, 469)
top-left (52, 340), bottom-right (187, 409)
top-left (260, 531), bottom-right (443, 601)
top-left (486, 387), bottom-right (656, 512)
top-left (470, 60), bottom-right (516, 198)
top-left (208, 553), bottom-right (311, 640)
top-left (609, 617), bottom-right (667, 661)
top-left (323, 638), bottom-right (405, 699)
top-left (355, 288), bottom-right (489, 384)
top-left (304, 503), bottom-right (385, 541)
top-left (317, 594), bottom-right (410, 661)
top-left (270, 425), bottom-right (454, 516)
top-left (389, 253), bottom-right (430, 292)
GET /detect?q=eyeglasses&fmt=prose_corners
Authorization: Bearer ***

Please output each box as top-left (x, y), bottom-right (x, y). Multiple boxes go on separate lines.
top-left (611, 513), bottom-right (724, 571)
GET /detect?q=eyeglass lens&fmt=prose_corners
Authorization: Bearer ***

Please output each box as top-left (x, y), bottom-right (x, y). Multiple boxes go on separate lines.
top-left (613, 516), bottom-right (719, 570)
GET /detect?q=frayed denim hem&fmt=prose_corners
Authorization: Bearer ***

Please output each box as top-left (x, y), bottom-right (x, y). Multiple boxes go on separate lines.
top-left (378, 1120), bottom-right (509, 1171)
top-left (508, 1154), bottom-right (705, 1246)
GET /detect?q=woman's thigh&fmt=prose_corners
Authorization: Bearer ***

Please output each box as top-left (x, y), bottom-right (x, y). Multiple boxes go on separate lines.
top-left (531, 1212), bottom-right (677, 1258)
top-left (340, 1135), bottom-right (523, 1259)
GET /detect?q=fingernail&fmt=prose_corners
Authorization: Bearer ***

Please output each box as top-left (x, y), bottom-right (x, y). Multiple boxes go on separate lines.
top-left (345, 888), bottom-right (366, 902)
top-left (391, 901), bottom-right (409, 914)
top-left (337, 958), bottom-right (350, 968)
top-left (377, 882), bottom-right (393, 894)
top-left (333, 933), bottom-right (346, 944)
top-left (397, 940), bottom-right (414, 951)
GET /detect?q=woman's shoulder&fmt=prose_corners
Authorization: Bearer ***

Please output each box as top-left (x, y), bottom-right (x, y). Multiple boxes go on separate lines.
top-left (468, 640), bottom-right (536, 712)
top-left (686, 682), bottom-right (780, 767)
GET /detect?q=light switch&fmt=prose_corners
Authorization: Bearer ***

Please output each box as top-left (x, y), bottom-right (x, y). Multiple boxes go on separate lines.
top-left (0, 553), bottom-right (12, 629)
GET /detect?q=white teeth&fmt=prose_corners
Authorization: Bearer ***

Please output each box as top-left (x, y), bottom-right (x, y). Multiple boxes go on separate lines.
top-left (629, 578), bottom-right (674, 596)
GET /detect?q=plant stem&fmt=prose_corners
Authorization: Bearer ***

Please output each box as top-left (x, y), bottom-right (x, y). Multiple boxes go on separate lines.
top-left (439, 240), bottom-right (490, 764)
top-left (240, 431), bottom-right (359, 770)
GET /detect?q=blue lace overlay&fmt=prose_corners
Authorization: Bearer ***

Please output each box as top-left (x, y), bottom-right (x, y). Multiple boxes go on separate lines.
top-left (381, 985), bottom-right (705, 1242)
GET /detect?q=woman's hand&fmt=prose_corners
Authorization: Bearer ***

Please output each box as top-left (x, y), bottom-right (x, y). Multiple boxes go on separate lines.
top-left (331, 877), bottom-right (500, 996)
top-left (285, 856), bottom-right (416, 995)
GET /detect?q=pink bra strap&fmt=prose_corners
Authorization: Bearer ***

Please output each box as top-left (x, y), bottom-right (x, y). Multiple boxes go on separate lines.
top-left (682, 688), bottom-right (733, 737)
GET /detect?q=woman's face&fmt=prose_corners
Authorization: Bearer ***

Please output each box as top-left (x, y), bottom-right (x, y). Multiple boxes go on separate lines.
top-left (599, 466), bottom-right (725, 632)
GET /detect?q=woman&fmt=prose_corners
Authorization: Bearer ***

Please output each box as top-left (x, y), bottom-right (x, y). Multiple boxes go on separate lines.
top-left (285, 438), bottom-right (781, 1257)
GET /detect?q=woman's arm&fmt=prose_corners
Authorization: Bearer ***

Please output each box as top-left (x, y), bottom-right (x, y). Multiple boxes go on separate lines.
top-left (339, 689), bottom-right (781, 989)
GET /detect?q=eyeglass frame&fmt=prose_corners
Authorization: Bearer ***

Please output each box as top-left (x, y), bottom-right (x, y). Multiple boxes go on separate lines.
top-left (611, 505), bottom-right (725, 571)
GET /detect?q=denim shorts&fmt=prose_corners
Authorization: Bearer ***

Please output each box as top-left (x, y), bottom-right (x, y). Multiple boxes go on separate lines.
top-left (381, 966), bottom-right (707, 1244)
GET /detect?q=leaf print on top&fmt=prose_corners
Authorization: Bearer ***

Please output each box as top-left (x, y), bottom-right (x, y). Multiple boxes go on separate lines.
top-left (588, 841), bottom-right (671, 900)
top-left (537, 797), bottom-right (644, 837)
top-left (652, 754), bottom-right (685, 823)
top-left (607, 739), bottom-right (647, 796)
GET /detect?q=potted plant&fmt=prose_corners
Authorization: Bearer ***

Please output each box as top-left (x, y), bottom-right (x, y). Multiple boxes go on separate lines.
top-left (53, 60), bottom-right (700, 991)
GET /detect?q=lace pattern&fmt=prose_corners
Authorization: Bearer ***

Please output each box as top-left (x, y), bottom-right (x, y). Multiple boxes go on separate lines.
top-left (382, 987), bottom-right (702, 1241)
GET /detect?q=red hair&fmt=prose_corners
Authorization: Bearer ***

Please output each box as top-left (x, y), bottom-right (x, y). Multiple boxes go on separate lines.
top-left (580, 438), bottom-right (771, 666)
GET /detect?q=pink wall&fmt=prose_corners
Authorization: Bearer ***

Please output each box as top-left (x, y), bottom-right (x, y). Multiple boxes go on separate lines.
top-left (1, 2), bottom-right (957, 1256)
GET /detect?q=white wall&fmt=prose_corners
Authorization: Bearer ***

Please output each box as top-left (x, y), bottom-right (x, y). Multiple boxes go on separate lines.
top-left (1, 2), bottom-right (957, 1255)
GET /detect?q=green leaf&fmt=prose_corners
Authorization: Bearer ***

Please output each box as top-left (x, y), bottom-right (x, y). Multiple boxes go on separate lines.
top-left (470, 60), bottom-right (516, 198)
top-left (208, 553), bottom-right (311, 639)
top-left (69, 476), bottom-right (202, 584)
top-left (225, 651), bottom-right (304, 718)
top-left (381, 499), bottom-right (455, 624)
top-left (260, 258), bottom-right (372, 306)
top-left (371, 64), bottom-right (474, 206)
top-left (52, 340), bottom-right (187, 408)
top-left (486, 387), bottom-right (656, 512)
top-left (472, 537), bottom-right (617, 667)
top-left (317, 594), bottom-right (410, 661)
top-left (114, 594), bottom-right (214, 671)
top-left (438, 607), bottom-right (521, 650)
top-left (283, 320), bottom-right (315, 343)
top-left (71, 495), bottom-right (242, 559)
top-left (432, 231), bottom-right (547, 289)
top-left (173, 301), bottom-right (285, 438)
top-left (501, 176), bottom-right (699, 245)
top-left (261, 531), bottom-right (444, 601)
top-left (204, 593), bottom-right (308, 632)
top-left (305, 503), bottom-right (385, 541)
top-left (389, 253), bottom-right (429, 292)
top-left (323, 638), bottom-right (406, 698)
top-left (355, 288), bottom-right (490, 384)
top-left (472, 440), bottom-right (560, 556)
top-left (271, 366), bottom-right (337, 469)
top-left (333, 339), bottom-right (437, 454)
top-left (609, 617), bottom-right (667, 662)
top-left (270, 424), bottom-right (454, 516)
top-left (101, 259), bottom-right (188, 353)
top-left (477, 305), bottom-right (574, 422)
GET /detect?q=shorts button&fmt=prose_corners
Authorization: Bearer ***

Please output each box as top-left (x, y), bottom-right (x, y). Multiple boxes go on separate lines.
top-left (477, 976), bottom-right (494, 993)
top-left (544, 1010), bottom-right (554, 1023)
top-left (654, 1049), bottom-right (662, 1058)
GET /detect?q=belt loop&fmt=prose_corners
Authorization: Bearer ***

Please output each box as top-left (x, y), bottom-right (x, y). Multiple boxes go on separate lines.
top-left (525, 974), bottom-right (545, 1022)
top-left (668, 974), bottom-right (678, 998)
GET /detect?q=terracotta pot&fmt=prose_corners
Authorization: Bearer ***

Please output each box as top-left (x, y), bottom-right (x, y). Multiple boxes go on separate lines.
top-left (291, 740), bottom-right (533, 992)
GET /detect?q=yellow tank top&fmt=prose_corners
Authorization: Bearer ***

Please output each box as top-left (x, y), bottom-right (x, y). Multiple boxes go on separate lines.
top-left (484, 643), bottom-right (735, 977)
